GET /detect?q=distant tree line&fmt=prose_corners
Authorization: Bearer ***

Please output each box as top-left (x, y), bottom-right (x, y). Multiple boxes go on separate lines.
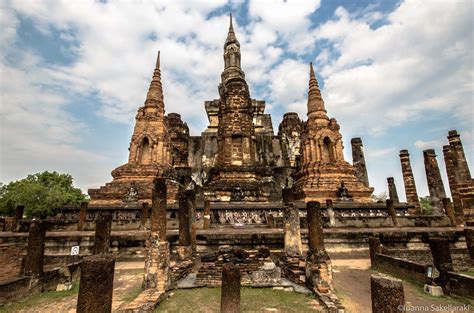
top-left (0, 171), bottom-right (87, 218)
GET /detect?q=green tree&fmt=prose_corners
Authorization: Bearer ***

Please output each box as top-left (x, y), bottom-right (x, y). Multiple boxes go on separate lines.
top-left (0, 171), bottom-right (87, 218)
top-left (419, 196), bottom-right (433, 215)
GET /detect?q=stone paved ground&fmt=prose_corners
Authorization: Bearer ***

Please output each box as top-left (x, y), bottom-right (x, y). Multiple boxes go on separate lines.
top-left (13, 262), bottom-right (144, 313)
top-left (332, 258), bottom-right (473, 313)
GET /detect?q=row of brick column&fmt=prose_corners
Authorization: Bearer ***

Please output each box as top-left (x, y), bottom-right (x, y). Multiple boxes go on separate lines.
top-left (388, 129), bottom-right (471, 224)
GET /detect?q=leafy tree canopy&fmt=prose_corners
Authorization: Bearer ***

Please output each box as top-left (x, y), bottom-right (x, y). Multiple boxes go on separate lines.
top-left (0, 171), bottom-right (87, 218)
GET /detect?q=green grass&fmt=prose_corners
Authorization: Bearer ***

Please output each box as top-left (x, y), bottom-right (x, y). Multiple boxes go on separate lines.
top-left (155, 287), bottom-right (318, 313)
top-left (0, 282), bottom-right (79, 313)
top-left (122, 283), bottom-right (144, 303)
top-left (459, 271), bottom-right (474, 277)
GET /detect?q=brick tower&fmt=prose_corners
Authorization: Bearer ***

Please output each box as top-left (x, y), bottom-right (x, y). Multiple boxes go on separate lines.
top-left (89, 52), bottom-right (172, 205)
top-left (295, 63), bottom-right (373, 203)
top-left (204, 15), bottom-right (271, 202)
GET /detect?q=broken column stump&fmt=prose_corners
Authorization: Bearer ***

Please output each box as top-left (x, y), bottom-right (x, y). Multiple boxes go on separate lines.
top-left (305, 201), bottom-right (332, 291)
top-left (178, 189), bottom-right (193, 259)
top-left (399, 150), bottom-right (421, 214)
top-left (429, 237), bottom-right (454, 294)
top-left (143, 240), bottom-right (170, 291)
top-left (151, 178), bottom-right (167, 241)
top-left (144, 178), bottom-right (170, 291)
top-left (442, 198), bottom-right (456, 226)
top-left (351, 137), bottom-right (370, 187)
top-left (220, 263), bottom-right (241, 313)
top-left (387, 177), bottom-right (400, 204)
top-left (77, 201), bottom-right (88, 231)
top-left (140, 202), bottom-right (149, 229)
top-left (386, 199), bottom-right (398, 226)
top-left (371, 273), bottom-right (405, 313)
top-left (93, 212), bottom-right (112, 254)
top-left (423, 149), bottom-right (447, 216)
top-left (368, 236), bottom-right (382, 268)
top-left (23, 220), bottom-right (46, 277)
top-left (203, 199), bottom-right (211, 229)
top-left (77, 254), bottom-right (115, 313)
top-left (282, 187), bottom-right (302, 256)
top-left (13, 205), bottom-right (24, 231)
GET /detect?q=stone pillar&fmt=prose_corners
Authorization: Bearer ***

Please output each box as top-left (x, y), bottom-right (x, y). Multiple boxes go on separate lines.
top-left (442, 198), bottom-right (456, 226)
top-left (428, 237), bottom-right (454, 294)
top-left (144, 177), bottom-right (170, 291)
top-left (188, 190), bottom-right (197, 252)
top-left (282, 188), bottom-right (302, 256)
top-left (13, 205), bottom-right (24, 231)
top-left (220, 263), bottom-right (240, 313)
top-left (23, 220), bottom-right (46, 277)
top-left (93, 212), bottom-right (112, 254)
top-left (447, 130), bottom-right (472, 182)
top-left (140, 202), bottom-right (149, 229)
top-left (386, 199), bottom-right (398, 226)
top-left (151, 178), bottom-right (167, 241)
top-left (351, 137), bottom-right (369, 187)
top-left (423, 149), bottom-right (447, 215)
top-left (306, 201), bottom-right (332, 291)
top-left (77, 254), bottom-right (115, 313)
top-left (371, 274), bottom-right (405, 313)
top-left (387, 177), bottom-right (400, 204)
top-left (399, 150), bottom-right (421, 214)
top-left (306, 202), bottom-right (325, 253)
top-left (203, 199), bottom-right (211, 229)
top-left (368, 236), bottom-right (381, 268)
top-left (447, 130), bottom-right (472, 221)
top-left (326, 199), bottom-right (336, 227)
top-left (77, 202), bottom-right (88, 231)
top-left (464, 229), bottom-right (473, 259)
top-left (443, 145), bottom-right (464, 224)
top-left (177, 189), bottom-right (194, 258)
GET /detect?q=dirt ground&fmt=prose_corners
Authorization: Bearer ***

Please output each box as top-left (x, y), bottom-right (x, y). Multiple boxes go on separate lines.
top-left (7, 262), bottom-right (143, 313)
top-left (332, 258), bottom-right (473, 313)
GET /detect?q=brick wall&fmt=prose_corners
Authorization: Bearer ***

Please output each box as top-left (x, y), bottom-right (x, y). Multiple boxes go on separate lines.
top-left (374, 253), bottom-right (430, 285)
top-left (0, 243), bottom-right (26, 283)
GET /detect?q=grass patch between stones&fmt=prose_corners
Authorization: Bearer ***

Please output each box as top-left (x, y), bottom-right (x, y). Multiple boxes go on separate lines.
top-left (155, 287), bottom-right (319, 313)
top-left (0, 282), bottom-right (79, 313)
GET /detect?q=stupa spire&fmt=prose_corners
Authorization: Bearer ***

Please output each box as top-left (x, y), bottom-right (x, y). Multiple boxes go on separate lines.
top-left (145, 51), bottom-right (164, 107)
top-left (307, 62), bottom-right (326, 116)
top-left (224, 13), bottom-right (239, 48)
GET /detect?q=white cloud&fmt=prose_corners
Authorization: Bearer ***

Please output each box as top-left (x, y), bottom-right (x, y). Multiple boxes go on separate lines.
top-left (314, 2), bottom-right (473, 137)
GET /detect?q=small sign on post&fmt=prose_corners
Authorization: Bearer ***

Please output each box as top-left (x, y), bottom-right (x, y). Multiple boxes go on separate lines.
top-left (71, 245), bottom-right (80, 266)
top-left (71, 245), bottom-right (80, 256)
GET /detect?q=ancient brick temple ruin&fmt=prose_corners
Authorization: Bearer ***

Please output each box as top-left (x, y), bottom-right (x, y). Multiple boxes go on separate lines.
top-left (2, 15), bottom-right (473, 312)
top-left (88, 16), bottom-right (374, 206)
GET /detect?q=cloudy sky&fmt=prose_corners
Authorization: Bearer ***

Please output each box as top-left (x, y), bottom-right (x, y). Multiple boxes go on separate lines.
top-left (1, 0), bottom-right (472, 200)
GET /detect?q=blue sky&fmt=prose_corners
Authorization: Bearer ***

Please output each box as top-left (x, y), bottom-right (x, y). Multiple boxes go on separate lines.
top-left (1, 0), bottom-right (472, 200)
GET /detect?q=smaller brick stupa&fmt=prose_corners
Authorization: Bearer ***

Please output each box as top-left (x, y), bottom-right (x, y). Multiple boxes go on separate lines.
top-left (88, 52), bottom-right (172, 205)
top-left (295, 63), bottom-right (373, 203)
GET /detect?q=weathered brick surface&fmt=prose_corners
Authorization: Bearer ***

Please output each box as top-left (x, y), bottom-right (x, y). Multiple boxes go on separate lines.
top-left (0, 243), bottom-right (26, 283)
top-left (371, 273), bottom-right (405, 313)
top-left (295, 63), bottom-right (373, 203)
top-left (399, 150), bottom-right (421, 214)
top-left (196, 247), bottom-right (280, 286)
top-left (221, 263), bottom-right (241, 313)
top-left (77, 254), bottom-right (115, 313)
top-left (423, 149), bottom-right (446, 215)
top-left (88, 52), bottom-right (171, 205)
